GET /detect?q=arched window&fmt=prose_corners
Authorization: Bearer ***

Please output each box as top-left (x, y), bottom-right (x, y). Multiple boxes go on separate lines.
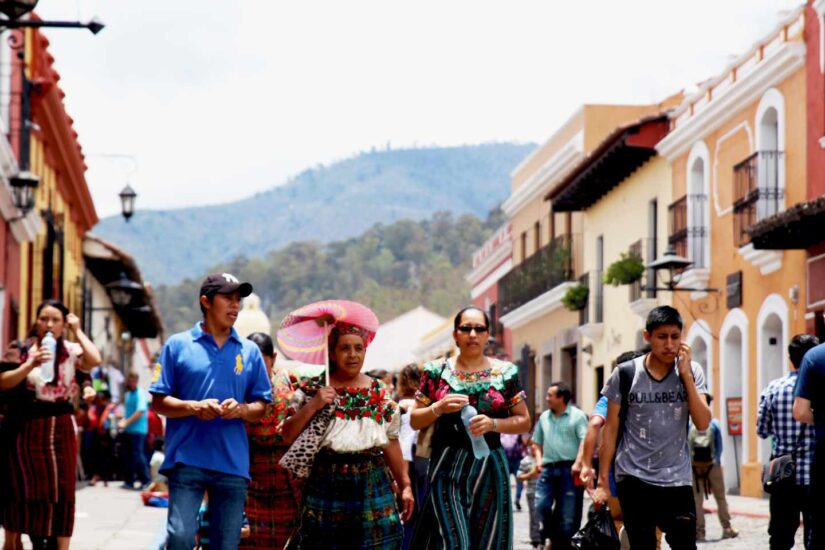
top-left (755, 89), bottom-right (785, 221)
top-left (686, 142), bottom-right (710, 269)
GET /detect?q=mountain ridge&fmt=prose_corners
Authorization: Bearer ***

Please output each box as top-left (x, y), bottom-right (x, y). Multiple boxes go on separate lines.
top-left (93, 142), bottom-right (534, 285)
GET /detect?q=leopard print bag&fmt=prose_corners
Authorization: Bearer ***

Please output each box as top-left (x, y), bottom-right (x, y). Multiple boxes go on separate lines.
top-left (279, 402), bottom-right (334, 479)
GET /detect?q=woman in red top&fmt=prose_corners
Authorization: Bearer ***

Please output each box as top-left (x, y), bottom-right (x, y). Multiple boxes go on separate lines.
top-left (0, 300), bottom-right (102, 550)
top-left (241, 332), bottom-right (301, 549)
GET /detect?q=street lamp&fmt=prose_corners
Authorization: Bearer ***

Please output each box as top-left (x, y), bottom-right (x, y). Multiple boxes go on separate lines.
top-left (119, 184), bottom-right (136, 222)
top-left (645, 246), bottom-right (718, 293)
top-left (0, 0), bottom-right (104, 34)
top-left (0, 0), bottom-right (38, 20)
top-left (105, 272), bottom-right (142, 307)
top-left (9, 170), bottom-right (39, 215)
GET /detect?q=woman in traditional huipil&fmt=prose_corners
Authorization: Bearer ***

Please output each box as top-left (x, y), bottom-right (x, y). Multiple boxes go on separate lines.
top-left (410, 306), bottom-right (531, 549)
top-left (0, 300), bottom-right (102, 550)
top-left (242, 332), bottom-right (301, 549)
top-left (281, 323), bottom-right (414, 549)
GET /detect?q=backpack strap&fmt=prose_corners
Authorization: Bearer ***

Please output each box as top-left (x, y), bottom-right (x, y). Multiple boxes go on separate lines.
top-left (617, 360), bottom-right (636, 447)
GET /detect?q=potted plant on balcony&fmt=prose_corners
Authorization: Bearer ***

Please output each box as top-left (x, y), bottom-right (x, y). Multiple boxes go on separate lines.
top-left (562, 284), bottom-right (589, 311)
top-left (603, 252), bottom-right (645, 286)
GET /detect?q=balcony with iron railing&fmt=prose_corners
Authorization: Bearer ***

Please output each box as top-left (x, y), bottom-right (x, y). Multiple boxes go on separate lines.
top-left (733, 151), bottom-right (783, 247)
top-left (668, 194), bottom-right (708, 269)
top-left (499, 234), bottom-right (582, 315)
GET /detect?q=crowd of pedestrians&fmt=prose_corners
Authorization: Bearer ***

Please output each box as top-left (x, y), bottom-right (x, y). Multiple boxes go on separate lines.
top-left (2, 275), bottom-right (825, 550)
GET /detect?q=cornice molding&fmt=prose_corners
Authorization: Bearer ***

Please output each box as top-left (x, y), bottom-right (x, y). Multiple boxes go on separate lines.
top-left (676, 268), bottom-right (711, 301)
top-left (499, 281), bottom-right (576, 330)
top-left (739, 243), bottom-right (783, 275)
top-left (502, 132), bottom-right (584, 216)
top-left (578, 322), bottom-right (604, 341)
top-left (657, 42), bottom-right (805, 160)
top-left (469, 258), bottom-right (512, 300)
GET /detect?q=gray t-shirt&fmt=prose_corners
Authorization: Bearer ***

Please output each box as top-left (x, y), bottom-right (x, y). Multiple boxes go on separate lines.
top-left (602, 355), bottom-right (708, 487)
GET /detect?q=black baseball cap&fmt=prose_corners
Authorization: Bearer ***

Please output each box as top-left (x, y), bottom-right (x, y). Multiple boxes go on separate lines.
top-left (199, 273), bottom-right (253, 298)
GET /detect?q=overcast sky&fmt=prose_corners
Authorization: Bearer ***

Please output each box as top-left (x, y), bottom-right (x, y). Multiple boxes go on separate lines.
top-left (35, 0), bottom-right (801, 219)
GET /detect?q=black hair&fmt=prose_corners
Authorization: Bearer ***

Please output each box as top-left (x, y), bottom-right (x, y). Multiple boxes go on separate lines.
top-left (397, 364), bottom-right (421, 398)
top-left (549, 381), bottom-right (572, 404)
top-left (788, 334), bottom-right (820, 369)
top-left (453, 306), bottom-right (490, 331)
top-left (32, 300), bottom-right (70, 370)
top-left (247, 332), bottom-right (275, 358)
top-left (36, 299), bottom-right (69, 320)
top-left (645, 305), bottom-right (683, 333)
top-left (199, 294), bottom-right (214, 316)
top-left (153, 437), bottom-right (165, 452)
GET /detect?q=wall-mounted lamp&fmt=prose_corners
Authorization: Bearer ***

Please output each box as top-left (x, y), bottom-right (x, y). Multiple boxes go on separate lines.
top-left (645, 246), bottom-right (719, 293)
top-left (0, 0), bottom-right (104, 34)
top-left (9, 170), bottom-right (39, 215)
top-left (105, 272), bottom-right (142, 307)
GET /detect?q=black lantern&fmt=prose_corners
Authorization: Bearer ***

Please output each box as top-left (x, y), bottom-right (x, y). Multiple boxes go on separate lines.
top-left (0, 0), bottom-right (39, 20)
top-left (645, 246), bottom-right (718, 293)
top-left (119, 184), bottom-right (136, 222)
top-left (105, 272), bottom-right (142, 307)
top-left (9, 170), bottom-right (39, 215)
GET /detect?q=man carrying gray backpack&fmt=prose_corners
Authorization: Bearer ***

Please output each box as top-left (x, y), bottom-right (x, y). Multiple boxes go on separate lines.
top-left (688, 394), bottom-right (738, 542)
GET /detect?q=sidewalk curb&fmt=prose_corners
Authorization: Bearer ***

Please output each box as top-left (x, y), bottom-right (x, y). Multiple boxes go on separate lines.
top-left (704, 505), bottom-right (769, 520)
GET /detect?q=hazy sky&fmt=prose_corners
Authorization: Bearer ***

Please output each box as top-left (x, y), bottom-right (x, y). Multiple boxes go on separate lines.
top-left (35, 0), bottom-right (801, 219)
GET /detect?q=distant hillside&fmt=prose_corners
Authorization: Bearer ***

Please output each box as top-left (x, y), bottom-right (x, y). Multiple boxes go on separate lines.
top-left (93, 143), bottom-right (534, 285)
top-left (155, 209), bottom-right (506, 335)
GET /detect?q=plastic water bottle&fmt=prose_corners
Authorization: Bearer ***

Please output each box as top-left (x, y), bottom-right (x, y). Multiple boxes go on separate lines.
top-left (108, 412), bottom-right (118, 439)
top-left (460, 404), bottom-right (490, 459)
top-left (39, 331), bottom-right (57, 383)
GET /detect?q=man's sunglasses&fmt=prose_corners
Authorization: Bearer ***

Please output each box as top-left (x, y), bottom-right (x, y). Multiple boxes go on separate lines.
top-left (457, 325), bottom-right (489, 334)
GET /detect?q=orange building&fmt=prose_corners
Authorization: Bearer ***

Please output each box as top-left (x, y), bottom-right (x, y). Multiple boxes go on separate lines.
top-left (656, 6), bottom-right (808, 496)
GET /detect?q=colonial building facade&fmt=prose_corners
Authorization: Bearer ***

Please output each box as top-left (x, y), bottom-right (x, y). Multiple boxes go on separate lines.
top-left (656, 6), bottom-right (808, 496)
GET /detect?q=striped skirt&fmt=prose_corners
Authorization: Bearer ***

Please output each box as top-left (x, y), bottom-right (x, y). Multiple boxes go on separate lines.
top-left (411, 446), bottom-right (513, 550)
top-left (4, 413), bottom-right (77, 537)
top-left (286, 448), bottom-right (403, 550)
top-left (240, 444), bottom-right (301, 550)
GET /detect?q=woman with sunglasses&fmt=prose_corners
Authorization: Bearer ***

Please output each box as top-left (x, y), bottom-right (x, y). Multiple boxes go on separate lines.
top-left (241, 332), bottom-right (301, 549)
top-left (410, 306), bottom-right (531, 549)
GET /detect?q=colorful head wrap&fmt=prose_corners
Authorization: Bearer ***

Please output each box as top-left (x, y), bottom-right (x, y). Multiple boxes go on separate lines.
top-left (328, 322), bottom-right (375, 350)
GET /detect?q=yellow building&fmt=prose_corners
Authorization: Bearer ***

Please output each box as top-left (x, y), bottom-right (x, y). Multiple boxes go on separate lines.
top-left (18, 27), bottom-right (98, 334)
top-left (546, 114), bottom-right (678, 413)
top-left (499, 104), bottom-right (668, 416)
top-left (655, 7), bottom-right (808, 496)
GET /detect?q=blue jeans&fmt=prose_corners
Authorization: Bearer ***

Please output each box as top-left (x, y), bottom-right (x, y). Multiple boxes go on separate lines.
top-left (124, 432), bottom-right (150, 485)
top-left (535, 462), bottom-right (584, 547)
top-left (166, 464), bottom-right (248, 550)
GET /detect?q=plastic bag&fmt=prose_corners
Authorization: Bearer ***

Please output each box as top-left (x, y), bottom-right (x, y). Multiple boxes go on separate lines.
top-left (572, 506), bottom-right (620, 550)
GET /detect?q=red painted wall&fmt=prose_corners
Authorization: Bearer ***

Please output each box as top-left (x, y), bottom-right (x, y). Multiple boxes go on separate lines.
top-left (806, 2), bottom-right (825, 198)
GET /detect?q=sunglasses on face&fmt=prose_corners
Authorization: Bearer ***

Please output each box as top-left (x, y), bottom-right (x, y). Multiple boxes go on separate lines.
top-left (457, 325), bottom-right (489, 334)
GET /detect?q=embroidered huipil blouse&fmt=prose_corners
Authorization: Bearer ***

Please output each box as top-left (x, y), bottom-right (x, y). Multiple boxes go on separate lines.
top-left (416, 358), bottom-right (526, 417)
top-left (321, 379), bottom-right (400, 453)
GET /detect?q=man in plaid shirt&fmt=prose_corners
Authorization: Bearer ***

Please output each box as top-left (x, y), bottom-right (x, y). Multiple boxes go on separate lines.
top-left (757, 334), bottom-right (819, 550)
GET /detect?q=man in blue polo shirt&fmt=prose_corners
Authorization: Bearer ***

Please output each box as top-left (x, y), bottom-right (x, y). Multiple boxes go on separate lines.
top-left (794, 341), bottom-right (825, 549)
top-left (151, 273), bottom-right (272, 550)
